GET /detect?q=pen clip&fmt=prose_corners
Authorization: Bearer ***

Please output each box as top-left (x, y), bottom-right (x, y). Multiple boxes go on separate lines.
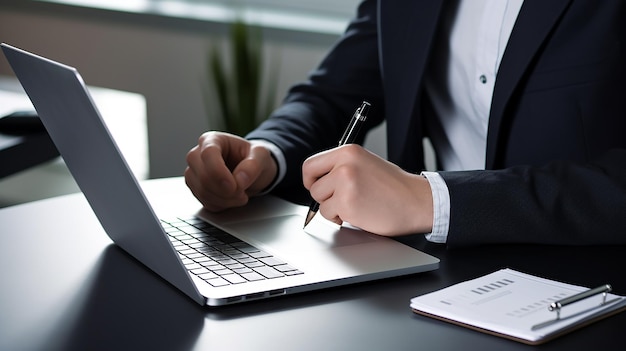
top-left (338, 101), bottom-right (370, 145)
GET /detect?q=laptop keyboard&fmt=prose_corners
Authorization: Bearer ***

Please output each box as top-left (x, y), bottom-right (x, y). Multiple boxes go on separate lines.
top-left (160, 217), bottom-right (303, 287)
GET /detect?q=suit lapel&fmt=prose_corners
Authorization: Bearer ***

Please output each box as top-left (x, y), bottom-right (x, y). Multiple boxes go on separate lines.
top-left (379, 0), bottom-right (445, 171)
top-left (486, 0), bottom-right (572, 168)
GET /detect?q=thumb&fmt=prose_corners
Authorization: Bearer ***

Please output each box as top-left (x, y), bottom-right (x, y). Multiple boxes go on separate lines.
top-left (234, 169), bottom-right (253, 190)
top-left (233, 155), bottom-right (262, 192)
top-left (233, 144), bottom-right (276, 195)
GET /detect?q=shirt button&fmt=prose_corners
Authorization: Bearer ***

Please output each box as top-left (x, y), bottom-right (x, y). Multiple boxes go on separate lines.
top-left (479, 74), bottom-right (487, 84)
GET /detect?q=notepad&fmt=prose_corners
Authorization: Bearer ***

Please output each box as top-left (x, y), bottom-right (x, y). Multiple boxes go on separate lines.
top-left (410, 268), bottom-right (626, 345)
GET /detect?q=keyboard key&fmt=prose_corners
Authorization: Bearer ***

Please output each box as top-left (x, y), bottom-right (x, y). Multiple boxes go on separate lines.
top-left (207, 253), bottom-right (229, 261)
top-left (213, 244), bottom-right (233, 251)
top-left (213, 269), bottom-right (234, 276)
top-left (174, 234), bottom-right (193, 241)
top-left (191, 267), bottom-right (210, 275)
top-left (206, 277), bottom-right (230, 287)
top-left (215, 258), bottom-right (238, 266)
top-left (237, 257), bottom-right (258, 264)
top-left (284, 270), bottom-right (304, 276)
top-left (196, 247), bottom-right (220, 255)
top-left (244, 261), bottom-right (265, 268)
top-left (231, 243), bottom-right (259, 253)
top-left (274, 264), bottom-right (297, 272)
top-left (185, 263), bottom-right (202, 271)
top-left (253, 266), bottom-right (285, 279)
top-left (193, 256), bottom-right (213, 263)
top-left (224, 263), bottom-right (245, 270)
top-left (259, 257), bottom-right (286, 266)
top-left (232, 267), bottom-right (253, 274)
top-left (188, 242), bottom-right (207, 249)
top-left (178, 225), bottom-right (203, 234)
top-left (198, 272), bottom-right (218, 280)
top-left (200, 261), bottom-right (220, 268)
top-left (178, 248), bottom-right (196, 256)
top-left (213, 235), bottom-right (239, 244)
top-left (181, 217), bottom-right (204, 225)
top-left (186, 253), bottom-right (205, 260)
top-left (223, 274), bottom-right (247, 284)
top-left (249, 251), bottom-right (272, 259)
top-left (224, 252), bottom-right (249, 260)
top-left (206, 264), bottom-right (226, 271)
top-left (171, 241), bottom-right (186, 248)
top-left (240, 272), bottom-right (265, 281)
top-left (164, 227), bottom-right (184, 235)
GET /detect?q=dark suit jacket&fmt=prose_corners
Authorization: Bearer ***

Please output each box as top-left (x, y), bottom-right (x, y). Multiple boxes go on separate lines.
top-left (247, 0), bottom-right (626, 247)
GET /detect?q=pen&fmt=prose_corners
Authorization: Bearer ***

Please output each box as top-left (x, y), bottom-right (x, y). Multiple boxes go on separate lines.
top-left (548, 284), bottom-right (612, 319)
top-left (303, 101), bottom-right (370, 228)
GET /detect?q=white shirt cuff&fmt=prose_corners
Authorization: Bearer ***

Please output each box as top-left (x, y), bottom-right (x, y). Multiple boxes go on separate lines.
top-left (248, 139), bottom-right (287, 195)
top-left (421, 171), bottom-right (450, 243)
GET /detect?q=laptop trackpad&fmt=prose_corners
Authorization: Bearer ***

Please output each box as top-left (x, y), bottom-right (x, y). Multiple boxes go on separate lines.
top-left (224, 214), bottom-right (378, 252)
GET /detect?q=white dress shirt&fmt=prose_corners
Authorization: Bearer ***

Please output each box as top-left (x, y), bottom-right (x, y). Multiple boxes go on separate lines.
top-left (423, 0), bottom-right (523, 243)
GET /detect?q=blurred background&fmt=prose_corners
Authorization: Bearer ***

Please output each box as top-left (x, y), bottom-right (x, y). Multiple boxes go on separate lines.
top-left (0, 0), bottom-right (393, 207)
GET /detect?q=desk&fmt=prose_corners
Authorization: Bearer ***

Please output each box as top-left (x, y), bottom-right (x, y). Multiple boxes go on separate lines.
top-left (1, 177), bottom-right (624, 351)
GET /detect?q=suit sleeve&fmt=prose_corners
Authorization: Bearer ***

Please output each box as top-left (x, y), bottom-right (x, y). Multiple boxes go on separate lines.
top-left (439, 149), bottom-right (626, 247)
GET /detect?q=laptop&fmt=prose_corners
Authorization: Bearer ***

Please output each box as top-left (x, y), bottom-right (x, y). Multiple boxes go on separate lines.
top-left (1, 43), bottom-right (439, 306)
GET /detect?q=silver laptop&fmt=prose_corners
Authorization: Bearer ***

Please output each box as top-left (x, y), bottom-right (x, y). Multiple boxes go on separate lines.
top-left (1, 43), bottom-right (439, 306)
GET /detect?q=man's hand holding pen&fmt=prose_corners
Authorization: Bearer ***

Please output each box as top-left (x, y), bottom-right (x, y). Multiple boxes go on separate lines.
top-left (302, 144), bottom-right (434, 236)
top-left (302, 101), bottom-right (433, 236)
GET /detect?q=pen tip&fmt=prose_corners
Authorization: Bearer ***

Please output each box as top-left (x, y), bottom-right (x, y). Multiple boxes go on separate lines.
top-left (303, 210), bottom-right (316, 228)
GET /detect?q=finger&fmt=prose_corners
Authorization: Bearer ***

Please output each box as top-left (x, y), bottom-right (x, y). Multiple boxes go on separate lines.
top-left (232, 154), bottom-right (261, 191)
top-left (196, 138), bottom-right (238, 195)
top-left (317, 197), bottom-right (344, 226)
top-left (306, 146), bottom-right (362, 204)
top-left (308, 168), bottom-right (336, 204)
top-left (232, 144), bottom-right (276, 195)
top-left (184, 165), bottom-right (248, 212)
top-left (302, 148), bottom-right (337, 190)
top-left (307, 164), bottom-right (345, 226)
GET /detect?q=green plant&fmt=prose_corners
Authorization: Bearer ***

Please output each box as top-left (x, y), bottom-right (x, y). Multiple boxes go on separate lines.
top-left (206, 19), bottom-right (278, 136)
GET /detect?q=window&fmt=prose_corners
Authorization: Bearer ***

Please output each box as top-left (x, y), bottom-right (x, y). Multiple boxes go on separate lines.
top-left (38, 0), bottom-right (361, 34)
top-left (195, 0), bottom-right (360, 17)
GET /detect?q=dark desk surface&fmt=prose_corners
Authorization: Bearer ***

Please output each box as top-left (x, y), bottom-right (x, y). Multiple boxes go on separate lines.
top-left (1, 178), bottom-right (624, 351)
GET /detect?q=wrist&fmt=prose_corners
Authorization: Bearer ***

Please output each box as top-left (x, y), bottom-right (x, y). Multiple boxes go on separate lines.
top-left (420, 171), bottom-right (450, 243)
top-left (410, 174), bottom-right (434, 233)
